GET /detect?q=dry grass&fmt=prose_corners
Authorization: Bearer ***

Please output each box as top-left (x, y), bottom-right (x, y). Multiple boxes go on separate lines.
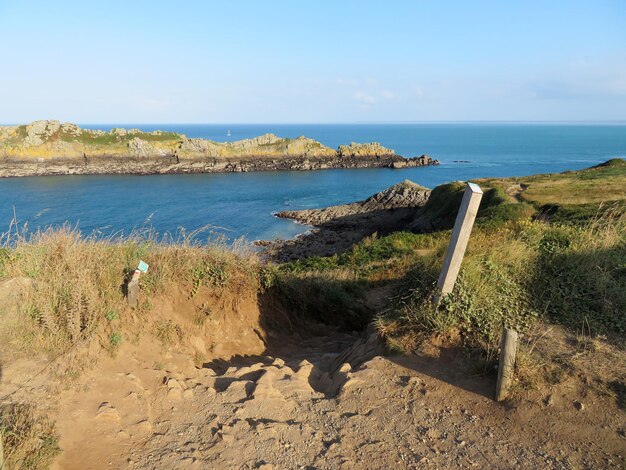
top-left (377, 206), bottom-right (626, 357)
top-left (513, 321), bottom-right (626, 404)
top-left (0, 402), bottom-right (60, 469)
top-left (520, 173), bottom-right (626, 206)
top-left (0, 226), bottom-right (262, 355)
top-left (479, 158), bottom-right (626, 207)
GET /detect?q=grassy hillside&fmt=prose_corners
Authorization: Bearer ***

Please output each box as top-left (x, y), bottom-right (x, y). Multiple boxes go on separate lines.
top-left (279, 159), bottom-right (626, 352)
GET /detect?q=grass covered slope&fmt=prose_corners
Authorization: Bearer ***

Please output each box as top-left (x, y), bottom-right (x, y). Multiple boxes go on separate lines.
top-left (280, 159), bottom-right (626, 350)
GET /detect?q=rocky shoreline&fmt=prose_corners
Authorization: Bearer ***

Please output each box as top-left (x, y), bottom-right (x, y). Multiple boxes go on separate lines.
top-left (0, 120), bottom-right (439, 177)
top-left (0, 154), bottom-right (437, 178)
top-left (262, 180), bottom-right (432, 261)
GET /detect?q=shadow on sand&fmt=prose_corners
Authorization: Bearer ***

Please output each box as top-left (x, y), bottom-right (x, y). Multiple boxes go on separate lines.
top-left (388, 348), bottom-right (497, 401)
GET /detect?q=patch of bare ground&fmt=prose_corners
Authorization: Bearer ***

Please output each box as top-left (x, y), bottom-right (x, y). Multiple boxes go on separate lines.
top-left (5, 310), bottom-right (623, 469)
top-left (33, 326), bottom-right (622, 469)
top-left (1, 236), bottom-right (625, 468)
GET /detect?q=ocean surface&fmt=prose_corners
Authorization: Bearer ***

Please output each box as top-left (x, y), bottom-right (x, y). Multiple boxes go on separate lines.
top-left (1, 124), bottom-right (625, 243)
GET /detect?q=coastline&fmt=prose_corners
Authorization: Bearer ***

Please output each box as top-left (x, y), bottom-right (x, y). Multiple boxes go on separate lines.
top-left (0, 154), bottom-right (437, 178)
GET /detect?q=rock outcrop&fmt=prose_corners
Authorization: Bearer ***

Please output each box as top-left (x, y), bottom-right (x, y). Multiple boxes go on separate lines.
top-left (338, 142), bottom-right (394, 157)
top-left (266, 180), bottom-right (431, 261)
top-left (177, 133), bottom-right (336, 159)
top-left (0, 120), bottom-right (439, 177)
top-left (277, 180), bottom-right (430, 226)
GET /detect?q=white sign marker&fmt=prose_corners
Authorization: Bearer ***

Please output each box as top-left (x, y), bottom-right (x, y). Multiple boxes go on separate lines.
top-left (137, 260), bottom-right (149, 274)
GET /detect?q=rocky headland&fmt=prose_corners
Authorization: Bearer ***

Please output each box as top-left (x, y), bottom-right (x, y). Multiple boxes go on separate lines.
top-left (0, 120), bottom-right (439, 177)
top-left (264, 180), bottom-right (431, 260)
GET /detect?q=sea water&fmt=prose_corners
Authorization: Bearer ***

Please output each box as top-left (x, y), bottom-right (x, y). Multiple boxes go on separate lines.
top-left (1, 124), bottom-right (625, 242)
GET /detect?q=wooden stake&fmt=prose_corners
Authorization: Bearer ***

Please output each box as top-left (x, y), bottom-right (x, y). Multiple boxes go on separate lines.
top-left (436, 182), bottom-right (483, 297)
top-left (127, 270), bottom-right (140, 308)
top-left (495, 328), bottom-right (518, 401)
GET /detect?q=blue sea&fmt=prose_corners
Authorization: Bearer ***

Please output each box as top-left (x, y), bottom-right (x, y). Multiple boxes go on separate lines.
top-left (1, 124), bottom-right (625, 243)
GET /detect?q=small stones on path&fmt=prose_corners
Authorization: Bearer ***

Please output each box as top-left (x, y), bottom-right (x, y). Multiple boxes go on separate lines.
top-left (94, 402), bottom-right (121, 422)
top-left (167, 388), bottom-right (183, 401)
top-left (221, 380), bottom-right (255, 403)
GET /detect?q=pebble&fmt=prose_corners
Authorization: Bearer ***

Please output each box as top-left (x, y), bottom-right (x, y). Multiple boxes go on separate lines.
top-left (167, 388), bottom-right (183, 400)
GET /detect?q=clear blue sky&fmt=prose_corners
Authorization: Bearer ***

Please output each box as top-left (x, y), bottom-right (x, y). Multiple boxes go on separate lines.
top-left (0, 0), bottom-right (624, 123)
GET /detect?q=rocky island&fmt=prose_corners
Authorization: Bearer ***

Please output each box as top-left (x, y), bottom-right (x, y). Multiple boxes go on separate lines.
top-left (0, 120), bottom-right (439, 177)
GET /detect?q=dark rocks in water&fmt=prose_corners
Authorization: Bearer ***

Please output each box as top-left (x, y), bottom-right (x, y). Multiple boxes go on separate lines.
top-left (0, 153), bottom-right (439, 178)
top-left (390, 154), bottom-right (439, 169)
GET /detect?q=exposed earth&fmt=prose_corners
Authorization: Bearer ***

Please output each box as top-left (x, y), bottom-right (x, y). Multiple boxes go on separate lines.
top-left (1, 277), bottom-right (624, 469)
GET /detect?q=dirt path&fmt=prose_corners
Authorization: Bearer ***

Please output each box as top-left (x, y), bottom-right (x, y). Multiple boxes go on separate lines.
top-left (46, 329), bottom-right (625, 469)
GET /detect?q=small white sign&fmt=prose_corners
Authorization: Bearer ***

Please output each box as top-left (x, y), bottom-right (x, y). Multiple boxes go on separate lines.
top-left (137, 260), bottom-right (149, 273)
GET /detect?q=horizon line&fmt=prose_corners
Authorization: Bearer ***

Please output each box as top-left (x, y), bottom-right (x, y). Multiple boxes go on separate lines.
top-left (2, 120), bottom-right (626, 126)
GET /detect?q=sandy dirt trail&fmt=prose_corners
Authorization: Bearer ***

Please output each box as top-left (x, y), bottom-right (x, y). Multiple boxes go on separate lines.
top-left (47, 329), bottom-right (625, 470)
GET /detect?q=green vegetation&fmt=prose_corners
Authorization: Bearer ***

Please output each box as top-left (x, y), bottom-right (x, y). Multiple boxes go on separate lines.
top-left (479, 158), bottom-right (626, 222)
top-left (109, 331), bottom-right (123, 347)
top-left (63, 130), bottom-right (182, 145)
top-left (280, 159), bottom-right (626, 352)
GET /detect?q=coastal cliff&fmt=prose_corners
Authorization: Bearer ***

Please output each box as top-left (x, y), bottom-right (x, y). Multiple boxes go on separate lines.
top-left (0, 120), bottom-right (439, 177)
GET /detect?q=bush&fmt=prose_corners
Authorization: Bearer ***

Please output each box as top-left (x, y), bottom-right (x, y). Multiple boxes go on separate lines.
top-left (378, 209), bottom-right (626, 353)
top-left (272, 272), bottom-right (371, 330)
top-left (378, 240), bottom-right (538, 353)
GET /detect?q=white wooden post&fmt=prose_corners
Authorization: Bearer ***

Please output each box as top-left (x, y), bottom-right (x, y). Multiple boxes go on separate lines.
top-left (436, 182), bottom-right (483, 297)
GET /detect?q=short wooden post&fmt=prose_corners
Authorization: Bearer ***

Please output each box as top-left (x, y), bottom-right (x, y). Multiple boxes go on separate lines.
top-left (436, 182), bottom-right (483, 297)
top-left (495, 328), bottom-right (518, 401)
top-left (127, 270), bottom-right (140, 308)
top-left (126, 261), bottom-right (148, 309)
